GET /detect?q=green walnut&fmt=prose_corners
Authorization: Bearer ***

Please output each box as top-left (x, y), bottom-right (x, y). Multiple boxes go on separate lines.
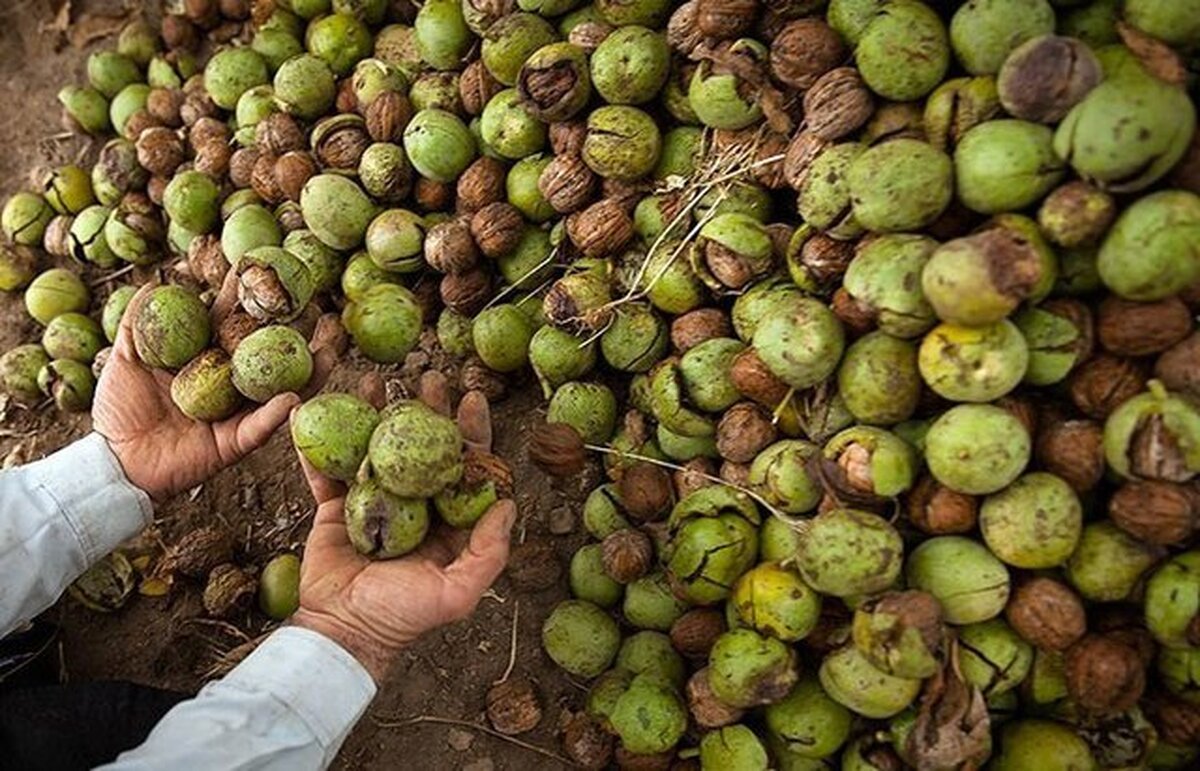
top-left (906, 536), bottom-right (1010, 624)
top-left (731, 279), bottom-right (803, 343)
top-left (708, 628), bottom-right (799, 709)
top-left (2, 192), bottom-right (53, 247)
top-left (583, 485), bottom-right (631, 540)
top-left (852, 591), bottom-right (943, 680)
top-left (1065, 521), bottom-right (1163, 603)
top-left (586, 668), bottom-right (632, 731)
top-left (949, 0), bottom-right (1055, 75)
top-left (679, 337), bottom-right (744, 414)
top-left (980, 472), bottom-right (1082, 569)
top-left (590, 26), bottom-right (668, 106)
top-left (1159, 647), bottom-right (1200, 705)
top-left (838, 332), bottom-right (921, 426)
top-left (639, 242), bottom-right (706, 315)
top-left (365, 209), bottom-right (425, 272)
top-left (616, 630), bottom-right (686, 688)
top-left (841, 234), bottom-right (938, 339)
top-left (921, 227), bottom-right (1046, 326)
top-left (0, 243), bottom-right (37, 292)
top-left (1013, 303), bottom-right (1091, 386)
top-left (368, 400), bottom-right (463, 498)
top-left (305, 13), bottom-right (373, 76)
top-left (273, 54), bottom-right (337, 120)
top-left (230, 325), bottom-right (313, 402)
top-left (624, 571), bottom-right (688, 630)
top-left (649, 358), bottom-right (715, 439)
top-left (1145, 551), bottom-right (1200, 649)
top-left (989, 719), bottom-right (1097, 771)
top-left (692, 213), bottom-right (774, 293)
top-left (300, 175), bottom-right (378, 251)
top-left (1103, 382), bottom-right (1200, 482)
top-left (1097, 190), bottom-right (1200, 302)
top-left (42, 313), bottom-right (104, 364)
top-left (548, 381), bottom-right (618, 444)
top-left (282, 230), bottom-right (343, 294)
top-left (918, 321), bottom-right (1029, 403)
top-left (747, 441), bottom-right (822, 515)
top-left (506, 155), bottom-right (555, 222)
top-left (473, 304), bottom-right (534, 373)
top-left (798, 143), bottom-right (864, 239)
top-left (480, 89), bottom-right (546, 160)
top-left (86, 50), bottom-right (141, 99)
top-left (796, 508), bottom-right (903, 598)
top-left (403, 109), bottom-right (477, 183)
top-left (542, 599), bottom-right (621, 678)
top-left (38, 359), bottom-right (95, 412)
top-left (752, 297), bottom-right (844, 390)
top-left (732, 563), bottom-right (821, 643)
top-left (764, 677), bottom-right (853, 760)
top-left (291, 393), bottom-right (380, 482)
top-left (955, 119), bottom-right (1065, 214)
top-left (1124, 0), bottom-right (1200, 48)
top-left (819, 645), bottom-right (921, 719)
top-left (847, 138), bottom-right (953, 233)
top-left (0, 345), bottom-right (51, 404)
top-left (666, 488), bottom-right (760, 604)
top-left (108, 82), bottom-right (148, 137)
top-left (822, 426), bottom-right (918, 499)
top-left (925, 404), bottom-right (1030, 495)
top-left (411, 72), bottom-right (464, 113)
top-left (163, 171), bottom-right (220, 235)
top-left (1053, 72), bottom-right (1195, 194)
top-left (517, 42), bottom-right (591, 121)
top-left (596, 0), bottom-right (669, 26)
top-left (170, 349), bottom-right (243, 423)
top-left (344, 478), bottom-right (430, 559)
top-left (42, 165), bottom-right (95, 216)
top-left (481, 12), bottom-right (559, 87)
top-left (923, 75), bottom-right (1001, 151)
top-left (856, 0), bottom-right (950, 101)
top-left (582, 105), bottom-right (661, 181)
top-left (132, 285), bottom-right (210, 369)
top-left (570, 544), bottom-right (623, 608)
top-left (91, 138), bottom-right (146, 206)
top-left (58, 86), bottom-right (111, 135)
top-left (688, 39), bottom-right (766, 130)
top-left (259, 553), bottom-right (301, 620)
top-left (957, 618), bottom-right (1034, 699)
top-left (529, 325), bottom-right (597, 396)
top-left (600, 305), bottom-right (667, 374)
top-left (70, 205), bottom-right (119, 268)
top-left (610, 673), bottom-right (688, 755)
top-left (700, 725), bottom-right (769, 771)
top-left (204, 47), bottom-right (269, 110)
top-left (104, 194), bottom-right (162, 265)
top-left (352, 58), bottom-right (407, 109)
top-left (414, 0), bottom-right (471, 70)
top-left (101, 286), bottom-right (136, 343)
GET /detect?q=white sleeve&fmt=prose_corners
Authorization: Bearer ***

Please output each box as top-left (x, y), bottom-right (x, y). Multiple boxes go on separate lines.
top-left (0, 433), bottom-right (154, 638)
top-left (104, 626), bottom-right (377, 771)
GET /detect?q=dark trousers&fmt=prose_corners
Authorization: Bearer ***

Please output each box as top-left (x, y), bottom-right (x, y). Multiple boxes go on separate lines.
top-left (0, 681), bottom-right (186, 770)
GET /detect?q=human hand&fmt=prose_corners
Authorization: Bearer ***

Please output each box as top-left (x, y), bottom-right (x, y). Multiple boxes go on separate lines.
top-left (94, 278), bottom-right (346, 502)
top-left (291, 372), bottom-right (516, 682)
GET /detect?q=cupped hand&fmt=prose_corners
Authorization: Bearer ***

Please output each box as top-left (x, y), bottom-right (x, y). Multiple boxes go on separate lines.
top-left (291, 372), bottom-right (516, 682)
top-left (94, 278), bottom-right (346, 502)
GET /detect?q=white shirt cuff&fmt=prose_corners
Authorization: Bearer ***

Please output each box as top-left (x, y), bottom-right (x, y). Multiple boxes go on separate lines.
top-left (21, 432), bottom-right (154, 563)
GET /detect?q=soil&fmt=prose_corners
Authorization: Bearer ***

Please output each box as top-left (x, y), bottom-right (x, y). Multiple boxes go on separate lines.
top-left (0, 3), bottom-right (587, 768)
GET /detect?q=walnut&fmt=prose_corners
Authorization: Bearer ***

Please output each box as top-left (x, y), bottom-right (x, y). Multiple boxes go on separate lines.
top-left (674, 458), bottom-right (717, 500)
top-left (1098, 295), bottom-right (1193, 356)
top-left (614, 748), bottom-right (674, 771)
top-left (256, 112), bottom-right (306, 156)
top-left (161, 14), bottom-right (199, 50)
top-left (1109, 480), bottom-right (1198, 545)
top-left (486, 678), bottom-right (542, 735)
top-left (906, 476), bottom-right (978, 534)
top-left (671, 308), bottom-right (732, 353)
top-left (274, 151), bottom-right (318, 203)
top-left (456, 156), bottom-right (507, 214)
top-left (1069, 354), bottom-right (1148, 419)
top-left (600, 178), bottom-right (647, 212)
top-left (804, 67), bottom-right (874, 141)
top-left (716, 402), bottom-right (777, 463)
top-left (184, 0), bottom-right (219, 27)
top-left (460, 355), bottom-right (507, 402)
top-left (276, 202), bottom-right (306, 234)
top-left (162, 526), bottom-right (233, 579)
top-left (1005, 577), bottom-right (1087, 651)
top-left (617, 462), bottom-right (674, 521)
top-left (459, 60), bottom-right (503, 117)
top-left (364, 91), bottom-right (414, 143)
top-left (146, 175), bottom-right (169, 207)
top-left (335, 77), bottom-right (358, 114)
top-left (560, 712), bottom-right (612, 771)
top-left (751, 129), bottom-right (790, 190)
top-left (568, 21), bottom-right (613, 53)
top-left (229, 147), bottom-right (260, 189)
top-left (696, 0), bottom-right (758, 39)
top-left (1035, 418), bottom-right (1105, 493)
top-left (43, 215), bottom-right (72, 259)
top-left (187, 233), bottom-right (230, 290)
top-left (1065, 635), bottom-right (1147, 714)
top-left (770, 18), bottom-right (847, 90)
top-left (194, 141), bottom-right (232, 178)
top-left (601, 528), bottom-right (654, 584)
top-left (1145, 691), bottom-right (1200, 746)
top-left (666, 1), bottom-right (703, 56)
top-left (414, 177), bottom-right (454, 212)
top-left (470, 202), bottom-right (525, 259)
top-left (217, 309), bottom-right (261, 354)
top-left (135, 127), bottom-right (185, 177)
top-left (122, 110), bottom-right (161, 141)
top-left (146, 87), bottom-right (185, 127)
top-left (720, 460), bottom-right (751, 487)
top-left (505, 540), bottom-right (561, 592)
top-left (313, 116), bottom-right (370, 170)
top-left (189, 116), bottom-right (230, 152)
top-left (797, 233), bottom-right (855, 294)
top-left (1156, 332), bottom-right (1200, 401)
top-left (687, 668), bottom-right (744, 729)
top-left (202, 563), bottom-right (257, 618)
top-left (831, 287), bottom-right (875, 337)
top-left (251, 151), bottom-right (284, 204)
top-left (670, 609), bottom-right (726, 660)
top-left (729, 348), bottom-right (790, 406)
top-left (219, 0), bottom-right (251, 19)
top-left (529, 421), bottom-right (587, 477)
top-left (539, 153), bottom-right (599, 214)
top-left (994, 394), bottom-right (1039, 438)
top-left (549, 120), bottom-right (587, 156)
top-left (440, 268), bottom-right (492, 315)
top-left (424, 217), bottom-right (480, 275)
top-left (566, 198), bottom-right (633, 259)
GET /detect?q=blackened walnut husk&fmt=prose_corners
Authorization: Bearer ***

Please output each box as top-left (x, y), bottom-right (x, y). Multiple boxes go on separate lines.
top-left (470, 202), bottom-right (525, 259)
top-left (1108, 480), bottom-right (1198, 545)
top-left (1035, 418), bottom-right (1105, 493)
top-left (770, 18), bottom-right (846, 90)
top-left (1005, 577), bottom-right (1087, 651)
top-left (1097, 295), bottom-right (1193, 357)
top-left (997, 35), bottom-right (1102, 123)
top-left (456, 156), bottom-right (507, 214)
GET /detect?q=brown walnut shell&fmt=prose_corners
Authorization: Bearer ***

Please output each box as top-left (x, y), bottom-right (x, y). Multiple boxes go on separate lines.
top-left (250, 151), bottom-right (284, 205)
top-left (424, 217), bottom-right (480, 275)
top-left (146, 88), bottom-right (185, 127)
top-left (365, 91), bottom-right (414, 143)
top-left (539, 153), bottom-right (599, 214)
top-left (1068, 354), bottom-right (1148, 419)
top-left (729, 347), bottom-right (790, 406)
top-left (161, 14), bottom-right (199, 51)
top-left (229, 147), bottom-right (260, 189)
top-left (136, 127), bottom-right (186, 177)
top-left (187, 233), bottom-right (230, 290)
top-left (549, 120), bottom-right (588, 156)
top-left (274, 151), bottom-right (318, 203)
top-left (486, 678), bottom-right (542, 735)
top-left (906, 475), bottom-right (978, 535)
top-left (471, 202), bottom-right (525, 259)
top-left (560, 711), bottom-right (613, 770)
top-left (566, 198), bottom-right (634, 259)
top-left (1156, 332), bottom-right (1200, 401)
top-left (803, 67), bottom-right (874, 141)
top-left (770, 18), bottom-right (846, 90)
top-left (1034, 418), bottom-right (1105, 493)
top-left (671, 308), bottom-right (732, 353)
top-left (1097, 295), bottom-right (1193, 357)
top-left (696, 0), bottom-right (758, 39)
top-left (674, 458), bottom-right (717, 500)
top-left (459, 60), bottom-right (504, 117)
top-left (670, 609), bottom-right (726, 660)
top-left (217, 309), bottom-right (261, 354)
top-left (529, 421), bottom-right (587, 478)
top-left (1109, 480), bottom-right (1198, 546)
top-left (194, 142), bottom-right (232, 178)
top-left (163, 526), bottom-right (233, 579)
top-left (414, 177), bottom-right (454, 212)
top-left (456, 156), bottom-right (507, 214)
top-left (716, 402), bottom-right (777, 463)
top-left (202, 563), bottom-right (257, 618)
top-left (601, 528), bottom-right (654, 584)
top-left (1005, 577), bottom-right (1087, 651)
top-left (440, 268), bottom-right (492, 315)
top-left (797, 233), bottom-right (856, 294)
top-left (1065, 635), bottom-right (1147, 715)
top-left (1145, 691), bottom-right (1200, 747)
top-left (687, 668), bottom-right (745, 729)
top-left (666, 1), bottom-right (704, 56)
top-left (256, 112), bottom-right (305, 156)
top-left (617, 461), bottom-right (675, 521)
top-left (313, 118), bottom-right (370, 170)
top-left (123, 110), bottom-right (161, 142)
top-left (460, 355), bottom-right (507, 402)
top-left (568, 21), bottom-right (613, 53)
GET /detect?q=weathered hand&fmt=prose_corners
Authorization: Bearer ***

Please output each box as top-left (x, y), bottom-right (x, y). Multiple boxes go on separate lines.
top-left (291, 373), bottom-right (515, 682)
top-left (93, 281), bottom-right (345, 502)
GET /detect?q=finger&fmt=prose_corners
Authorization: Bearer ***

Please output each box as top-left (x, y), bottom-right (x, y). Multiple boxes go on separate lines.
top-left (302, 314), bottom-right (348, 398)
top-left (440, 500), bottom-right (516, 617)
top-left (210, 267), bottom-right (240, 327)
top-left (358, 371), bottom-right (386, 410)
top-left (112, 283), bottom-right (156, 361)
top-left (456, 391), bottom-right (492, 454)
top-left (305, 498), bottom-right (352, 551)
top-left (295, 442), bottom-right (349, 507)
top-left (218, 391), bottom-right (301, 463)
top-left (418, 371), bottom-right (451, 417)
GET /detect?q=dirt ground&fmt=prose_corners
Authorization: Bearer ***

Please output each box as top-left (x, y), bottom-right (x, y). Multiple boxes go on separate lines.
top-left (0, 2), bottom-right (585, 768)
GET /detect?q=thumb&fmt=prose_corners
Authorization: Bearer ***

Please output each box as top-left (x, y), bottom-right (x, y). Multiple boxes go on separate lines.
top-left (226, 392), bottom-right (301, 459)
top-left (441, 499), bottom-right (517, 615)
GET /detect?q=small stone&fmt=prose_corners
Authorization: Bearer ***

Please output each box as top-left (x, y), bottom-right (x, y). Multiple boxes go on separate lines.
top-left (447, 727), bottom-right (475, 752)
top-left (548, 506), bottom-right (576, 535)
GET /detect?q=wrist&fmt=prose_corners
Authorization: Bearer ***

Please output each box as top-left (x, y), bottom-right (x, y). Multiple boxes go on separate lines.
top-left (102, 436), bottom-right (170, 503)
top-left (291, 608), bottom-right (398, 683)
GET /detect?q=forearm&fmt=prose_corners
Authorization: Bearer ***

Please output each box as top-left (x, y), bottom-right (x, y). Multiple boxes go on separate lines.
top-left (0, 433), bottom-right (153, 637)
top-left (102, 626), bottom-right (376, 771)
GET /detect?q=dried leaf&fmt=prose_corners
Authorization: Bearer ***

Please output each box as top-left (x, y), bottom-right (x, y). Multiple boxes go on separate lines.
top-left (130, 554), bottom-right (152, 572)
top-left (138, 575), bottom-right (172, 597)
top-left (68, 10), bottom-right (129, 50)
top-left (38, 0), bottom-right (71, 35)
top-left (908, 641), bottom-right (991, 771)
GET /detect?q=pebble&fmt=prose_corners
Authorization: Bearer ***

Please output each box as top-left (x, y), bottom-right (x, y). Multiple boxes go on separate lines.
top-left (446, 727), bottom-right (475, 752)
top-left (547, 505), bottom-right (576, 535)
